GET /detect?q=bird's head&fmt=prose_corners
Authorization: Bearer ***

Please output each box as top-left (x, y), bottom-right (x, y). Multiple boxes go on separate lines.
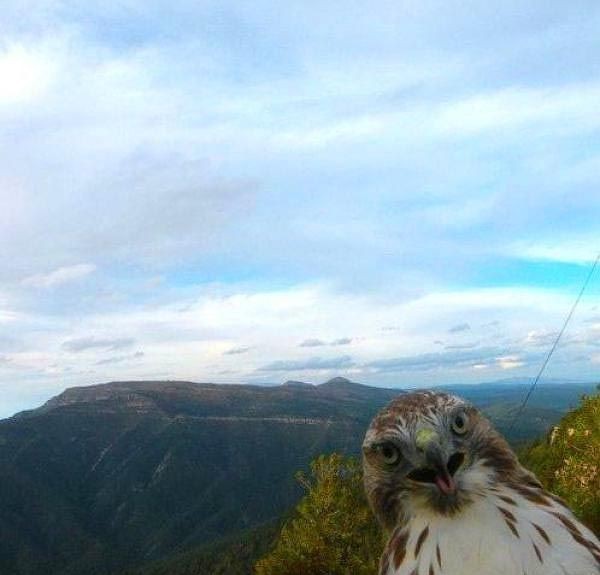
top-left (362, 391), bottom-right (519, 529)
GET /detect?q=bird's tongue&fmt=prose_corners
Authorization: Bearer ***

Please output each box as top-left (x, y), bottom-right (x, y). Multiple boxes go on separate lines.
top-left (435, 473), bottom-right (456, 495)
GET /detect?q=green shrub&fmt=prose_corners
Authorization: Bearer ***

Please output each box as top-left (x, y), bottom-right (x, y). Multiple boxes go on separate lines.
top-left (255, 454), bottom-right (383, 575)
top-left (520, 394), bottom-right (600, 534)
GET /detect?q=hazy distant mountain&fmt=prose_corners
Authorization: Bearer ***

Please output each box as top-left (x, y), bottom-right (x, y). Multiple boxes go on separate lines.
top-left (281, 379), bottom-right (313, 388)
top-left (0, 377), bottom-right (595, 574)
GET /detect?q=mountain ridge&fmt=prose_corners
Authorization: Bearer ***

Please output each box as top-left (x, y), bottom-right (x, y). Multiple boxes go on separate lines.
top-left (8, 376), bottom-right (597, 422)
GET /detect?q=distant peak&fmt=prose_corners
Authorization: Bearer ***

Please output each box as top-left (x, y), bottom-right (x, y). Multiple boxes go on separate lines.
top-left (321, 376), bottom-right (355, 386)
top-left (282, 380), bottom-right (313, 388)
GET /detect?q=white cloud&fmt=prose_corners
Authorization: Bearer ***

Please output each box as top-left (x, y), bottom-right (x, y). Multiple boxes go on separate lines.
top-left (510, 238), bottom-right (599, 265)
top-left (259, 355), bottom-right (354, 372)
top-left (525, 330), bottom-right (559, 347)
top-left (248, 82), bottom-right (600, 152)
top-left (96, 351), bottom-right (144, 365)
top-left (9, 282), bottom-right (594, 376)
top-left (299, 338), bottom-right (326, 347)
top-left (496, 355), bottom-right (524, 370)
top-left (62, 336), bottom-right (134, 352)
top-left (0, 42), bottom-right (58, 106)
top-left (22, 263), bottom-right (97, 288)
top-left (448, 323), bottom-right (470, 333)
top-left (0, 32), bottom-right (257, 276)
top-left (0, 307), bottom-right (20, 323)
top-left (331, 337), bottom-right (352, 346)
top-left (223, 346), bottom-right (252, 355)
top-left (435, 84), bottom-right (600, 137)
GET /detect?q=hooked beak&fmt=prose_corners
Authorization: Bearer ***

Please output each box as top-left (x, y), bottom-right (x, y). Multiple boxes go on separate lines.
top-left (424, 444), bottom-right (458, 495)
top-left (408, 429), bottom-right (464, 495)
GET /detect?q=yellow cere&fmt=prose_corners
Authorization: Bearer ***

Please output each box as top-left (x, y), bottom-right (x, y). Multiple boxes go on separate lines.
top-left (415, 428), bottom-right (440, 451)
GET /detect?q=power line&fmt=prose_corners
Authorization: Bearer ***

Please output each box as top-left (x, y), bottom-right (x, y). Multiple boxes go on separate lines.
top-left (507, 252), bottom-right (600, 434)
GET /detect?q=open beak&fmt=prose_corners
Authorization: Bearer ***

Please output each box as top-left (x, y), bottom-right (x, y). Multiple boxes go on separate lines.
top-left (408, 430), bottom-right (464, 495)
top-left (425, 445), bottom-right (459, 495)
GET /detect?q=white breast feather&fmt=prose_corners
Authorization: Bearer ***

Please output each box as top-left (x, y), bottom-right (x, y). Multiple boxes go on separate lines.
top-left (384, 485), bottom-right (600, 575)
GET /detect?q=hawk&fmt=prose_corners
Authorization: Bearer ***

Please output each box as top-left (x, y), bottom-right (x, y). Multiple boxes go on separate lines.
top-left (362, 391), bottom-right (600, 575)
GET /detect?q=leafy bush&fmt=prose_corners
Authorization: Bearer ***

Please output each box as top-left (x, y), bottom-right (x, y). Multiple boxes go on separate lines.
top-left (255, 454), bottom-right (383, 575)
top-left (520, 393), bottom-right (600, 534)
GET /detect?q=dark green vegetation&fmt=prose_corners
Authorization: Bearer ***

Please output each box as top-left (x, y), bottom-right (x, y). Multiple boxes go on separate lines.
top-left (0, 378), bottom-right (595, 574)
top-left (0, 378), bottom-right (399, 575)
top-left (255, 454), bottom-right (382, 575)
top-left (121, 521), bottom-right (281, 575)
top-left (521, 393), bottom-right (600, 533)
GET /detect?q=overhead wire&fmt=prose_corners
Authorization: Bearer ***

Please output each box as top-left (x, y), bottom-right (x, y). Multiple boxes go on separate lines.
top-left (507, 251), bottom-right (600, 434)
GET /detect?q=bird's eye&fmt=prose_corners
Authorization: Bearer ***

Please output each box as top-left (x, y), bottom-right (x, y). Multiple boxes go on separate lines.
top-left (451, 411), bottom-right (469, 435)
top-left (376, 442), bottom-right (401, 466)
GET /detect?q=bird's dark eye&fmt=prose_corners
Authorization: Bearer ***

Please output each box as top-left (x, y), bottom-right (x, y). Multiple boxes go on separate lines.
top-left (451, 411), bottom-right (469, 435)
top-left (376, 442), bottom-right (401, 466)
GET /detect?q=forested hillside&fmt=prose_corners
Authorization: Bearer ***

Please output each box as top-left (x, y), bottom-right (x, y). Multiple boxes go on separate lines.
top-left (0, 378), bottom-right (398, 575)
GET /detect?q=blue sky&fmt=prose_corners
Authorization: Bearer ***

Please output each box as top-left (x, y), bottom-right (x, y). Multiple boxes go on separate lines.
top-left (1, 1), bottom-right (600, 417)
